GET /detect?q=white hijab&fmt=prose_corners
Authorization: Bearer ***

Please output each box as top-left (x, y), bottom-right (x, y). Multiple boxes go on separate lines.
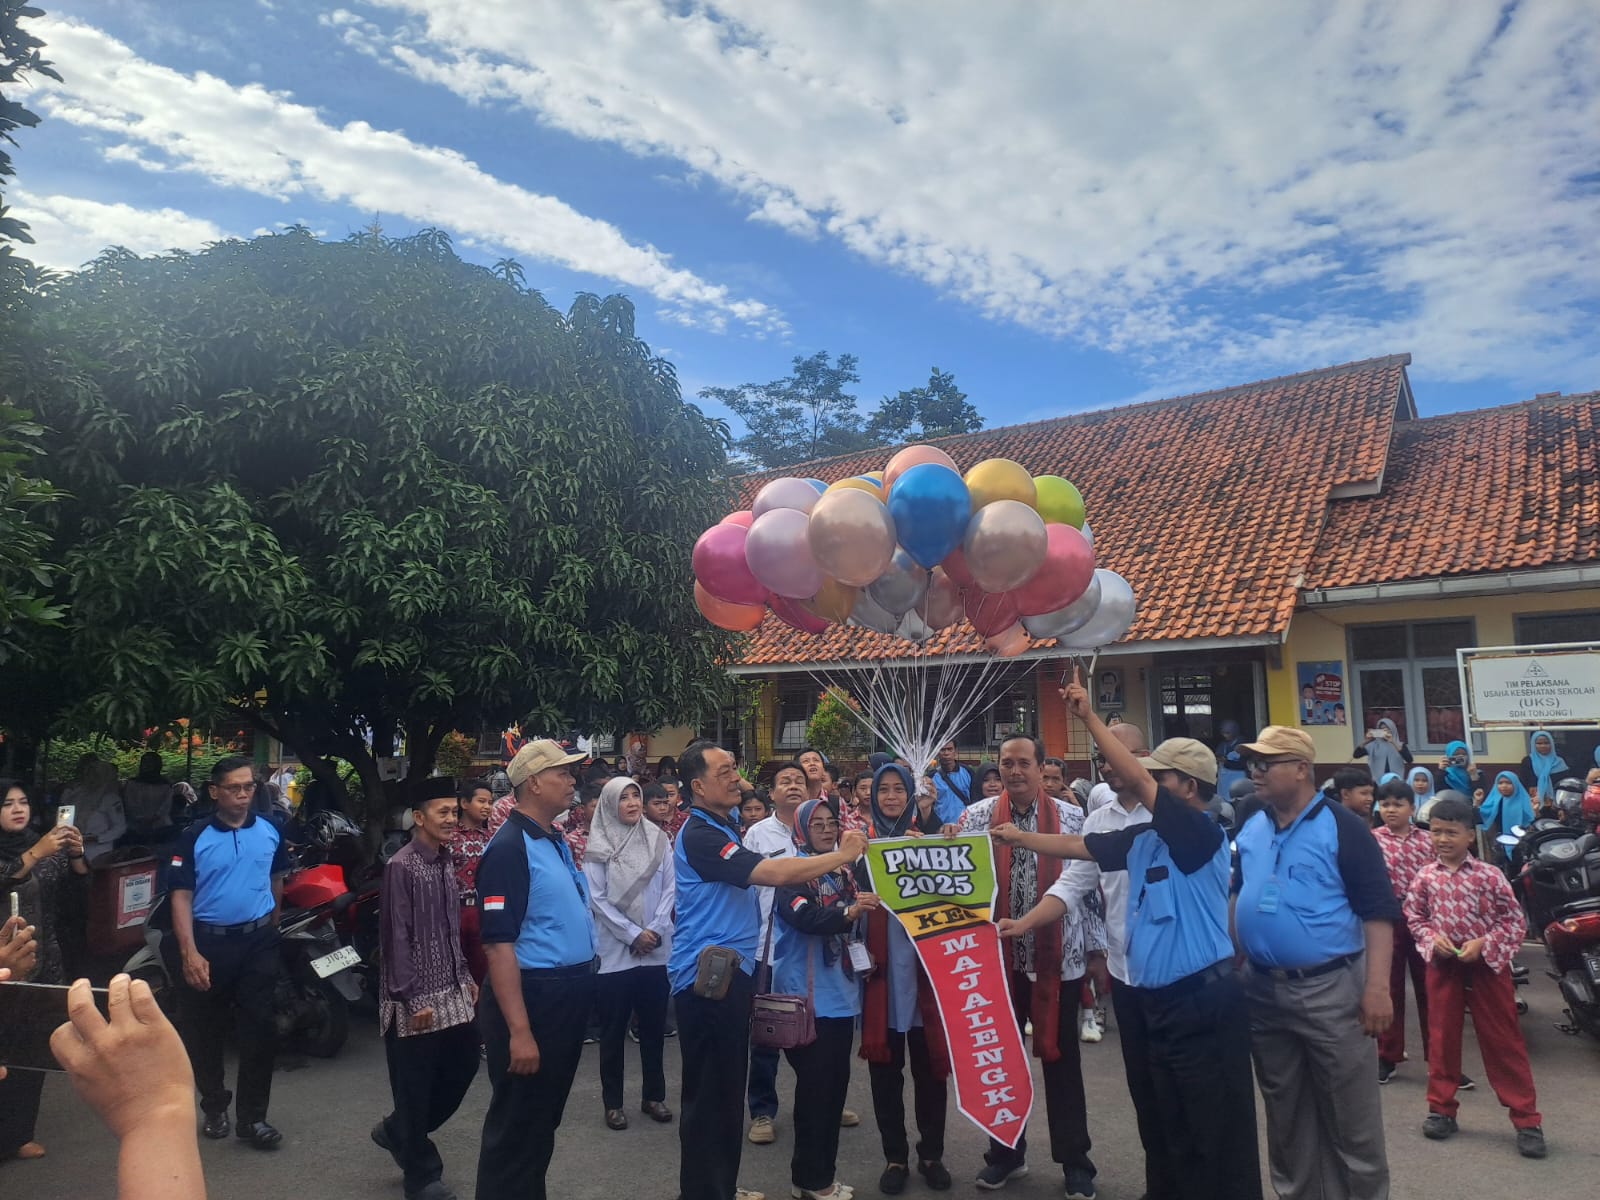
top-left (585, 776), bottom-right (666, 925)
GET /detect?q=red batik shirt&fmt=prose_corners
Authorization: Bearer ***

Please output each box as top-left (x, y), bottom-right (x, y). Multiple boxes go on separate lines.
top-left (1372, 824), bottom-right (1435, 905)
top-left (1403, 856), bottom-right (1527, 976)
top-left (447, 822), bottom-right (492, 901)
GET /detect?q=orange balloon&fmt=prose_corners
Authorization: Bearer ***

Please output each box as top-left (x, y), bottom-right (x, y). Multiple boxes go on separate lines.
top-left (720, 510), bottom-right (755, 528)
top-left (884, 444), bottom-right (960, 493)
top-left (965, 458), bottom-right (1036, 510)
top-left (824, 476), bottom-right (886, 503)
top-left (801, 577), bottom-right (860, 623)
top-left (695, 582), bottom-right (765, 631)
top-left (985, 622), bottom-right (1031, 657)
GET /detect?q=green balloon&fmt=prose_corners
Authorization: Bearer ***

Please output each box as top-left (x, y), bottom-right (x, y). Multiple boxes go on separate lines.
top-left (1033, 475), bottom-right (1086, 528)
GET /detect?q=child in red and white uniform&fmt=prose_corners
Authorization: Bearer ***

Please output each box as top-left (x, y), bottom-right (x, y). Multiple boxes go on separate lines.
top-left (1371, 779), bottom-right (1436, 1083)
top-left (1403, 796), bottom-right (1545, 1158)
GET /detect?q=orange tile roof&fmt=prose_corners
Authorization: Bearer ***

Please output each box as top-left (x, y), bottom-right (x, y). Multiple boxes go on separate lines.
top-left (731, 354), bottom-right (1415, 667)
top-left (1306, 391), bottom-right (1600, 590)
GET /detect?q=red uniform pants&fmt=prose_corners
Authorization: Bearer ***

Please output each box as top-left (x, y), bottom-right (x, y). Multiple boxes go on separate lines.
top-left (1424, 957), bottom-right (1540, 1128)
top-left (459, 904), bottom-right (488, 986)
top-left (1378, 918), bottom-right (1429, 1064)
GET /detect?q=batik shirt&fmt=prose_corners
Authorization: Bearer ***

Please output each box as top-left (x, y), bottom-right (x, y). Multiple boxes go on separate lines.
top-left (1404, 855), bottom-right (1527, 976)
top-left (379, 839), bottom-right (476, 1037)
top-left (1372, 824), bottom-right (1435, 905)
top-left (447, 822), bottom-right (492, 901)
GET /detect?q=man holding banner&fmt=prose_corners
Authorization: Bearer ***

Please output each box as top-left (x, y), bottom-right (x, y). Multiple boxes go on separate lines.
top-left (956, 735), bottom-right (1106, 1199)
top-left (993, 670), bottom-right (1262, 1200)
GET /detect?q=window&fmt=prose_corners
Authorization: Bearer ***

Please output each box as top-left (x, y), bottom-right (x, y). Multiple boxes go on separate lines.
top-left (775, 685), bottom-right (816, 750)
top-left (1514, 611), bottom-right (1600, 646)
top-left (1349, 619), bottom-right (1476, 751)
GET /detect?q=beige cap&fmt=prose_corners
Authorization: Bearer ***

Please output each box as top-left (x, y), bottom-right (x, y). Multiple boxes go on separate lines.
top-left (1241, 725), bottom-right (1317, 763)
top-left (506, 739), bottom-right (584, 786)
top-left (1136, 737), bottom-right (1219, 785)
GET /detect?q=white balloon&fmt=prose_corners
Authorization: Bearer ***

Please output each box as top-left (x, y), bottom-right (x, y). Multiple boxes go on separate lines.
top-left (1080, 520), bottom-right (1094, 549)
top-left (867, 547), bottom-right (931, 616)
top-left (1058, 570), bottom-right (1136, 648)
top-left (1020, 574), bottom-right (1103, 639)
top-left (849, 590), bottom-right (901, 635)
top-left (895, 611), bottom-right (935, 645)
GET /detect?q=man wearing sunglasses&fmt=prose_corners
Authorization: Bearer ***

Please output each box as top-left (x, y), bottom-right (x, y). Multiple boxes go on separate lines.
top-left (1231, 726), bottom-right (1398, 1200)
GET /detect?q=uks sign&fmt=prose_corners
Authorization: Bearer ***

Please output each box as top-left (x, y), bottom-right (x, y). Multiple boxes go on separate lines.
top-left (865, 836), bottom-right (1033, 1148)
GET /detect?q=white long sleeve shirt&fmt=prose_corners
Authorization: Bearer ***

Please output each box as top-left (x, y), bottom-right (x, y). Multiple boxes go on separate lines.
top-left (585, 853), bottom-right (676, 974)
top-left (1047, 795), bottom-right (1151, 984)
top-left (743, 813), bottom-right (798, 963)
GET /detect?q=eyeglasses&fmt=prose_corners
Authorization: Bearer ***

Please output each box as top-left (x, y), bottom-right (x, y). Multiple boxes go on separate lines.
top-left (808, 820), bottom-right (840, 832)
top-left (1246, 757), bottom-right (1301, 775)
top-left (214, 783), bottom-right (256, 796)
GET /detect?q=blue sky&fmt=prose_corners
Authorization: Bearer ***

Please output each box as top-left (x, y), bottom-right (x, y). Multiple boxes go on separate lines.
top-left (11, 1), bottom-right (1600, 433)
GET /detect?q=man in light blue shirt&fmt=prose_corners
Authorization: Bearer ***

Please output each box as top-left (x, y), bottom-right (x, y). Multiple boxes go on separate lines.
top-left (927, 742), bottom-right (975, 823)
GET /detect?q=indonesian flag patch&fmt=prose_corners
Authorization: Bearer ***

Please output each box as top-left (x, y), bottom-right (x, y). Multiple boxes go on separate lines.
top-left (718, 842), bottom-right (739, 860)
top-left (483, 896), bottom-right (506, 912)
top-left (789, 895), bottom-right (809, 911)
top-left (170, 855), bottom-right (183, 868)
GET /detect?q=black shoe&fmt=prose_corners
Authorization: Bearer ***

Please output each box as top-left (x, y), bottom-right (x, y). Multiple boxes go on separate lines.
top-left (405, 1183), bottom-right (457, 1200)
top-left (1422, 1113), bottom-right (1458, 1140)
top-left (1064, 1168), bottom-right (1097, 1200)
top-left (201, 1112), bottom-right (230, 1140)
top-left (372, 1118), bottom-right (404, 1171)
top-left (605, 1108), bottom-right (629, 1131)
top-left (975, 1160), bottom-right (1028, 1190)
top-left (879, 1164), bottom-right (909, 1195)
top-left (1458, 1074), bottom-right (1475, 1091)
top-left (1517, 1127), bottom-right (1547, 1159)
top-left (1377, 1058), bottom-right (1396, 1084)
top-left (236, 1121), bottom-right (283, 1150)
top-left (641, 1100), bottom-right (674, 1124)
top-left (918, 1159), bottom-right (952, 1190)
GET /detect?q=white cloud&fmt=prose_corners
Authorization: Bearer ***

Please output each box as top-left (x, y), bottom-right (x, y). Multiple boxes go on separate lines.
top-left (354, 0), bottom-right (1600, 385)
top-left (8, 189), bottom-right (233, 270)
top-left (26, 16), bottom-right (786, 335)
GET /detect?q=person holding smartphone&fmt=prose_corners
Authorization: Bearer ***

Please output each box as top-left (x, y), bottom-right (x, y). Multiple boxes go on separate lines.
top-left (0, 779), bottom-right (88, 1163)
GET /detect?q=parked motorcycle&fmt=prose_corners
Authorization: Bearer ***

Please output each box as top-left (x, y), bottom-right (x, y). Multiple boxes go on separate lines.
top-left (1501, 813), bottom-right (1600, 1040)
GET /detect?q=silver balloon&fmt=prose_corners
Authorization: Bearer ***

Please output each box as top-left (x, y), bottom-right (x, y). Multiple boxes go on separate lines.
top-left (895, 610), bottom-right (935, 645)
top-left (1080, 520), bottom-right (1094, 549)
top-left (867, 547), bottom-right (930, 616)
top-left (1059, 570), bottom-right (1137, 648)
top-left (1020, 573), bottom-right (1102, 639)
top-left (849, 589), bottom-right (901, 635)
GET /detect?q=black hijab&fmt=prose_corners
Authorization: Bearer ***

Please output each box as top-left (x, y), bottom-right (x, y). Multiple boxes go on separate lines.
top-left (0, 780), bottom-right (41, 875)
top-left (869, 764), bottom-right (918, 839)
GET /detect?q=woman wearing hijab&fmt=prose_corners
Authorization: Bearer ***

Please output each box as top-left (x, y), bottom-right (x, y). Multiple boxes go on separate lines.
top-left (1518, 730), bottom-right (1569, 807)
top-left (858, 764), bottom-right (953, 1195)
top-left (584, 777), bottom-right (675, 1131)
top-left (773, 798), bottom-right (881, 1200)
top-left (1, 780), bottom-right (89, 1162)
top-left (1480, 772), bottom-right (1535, 846)
top-left (1407, 766), bottom-right (1440, 824)
top-left (1354, 717), bottom-right (1412, 780)
top-left (974, 762), bottom-right (1003, 801)
top-left (1435, 741), bottom-right (1486, 802)
top-left (60, 755), bottom-right (124, 864)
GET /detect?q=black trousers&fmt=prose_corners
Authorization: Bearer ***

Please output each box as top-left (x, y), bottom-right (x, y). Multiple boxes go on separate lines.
top-left (475, 971), bottom-right (595, 1200)
top-left (784, 1016), bottom-right (856, 1192)
top-left (381, 1020), bottom-right (481, 1195)
top-left (869, 1026), bottom-right (948, 1166)
top-left (985, 970), bottom-right (1093, 1178)
top-left (596, 963), bottom-right (668, 1109)
top-left (173, 924), bottom-right (281, 1124)
top-left (1138, 968), bottom-right (1262, 1200)
top-left (0, 1066), bottom-right (44, 1157)
top-left (1111, 977), bottom-right (1179, 1200)
top-left (676, 972), bottom-right (755, 1200)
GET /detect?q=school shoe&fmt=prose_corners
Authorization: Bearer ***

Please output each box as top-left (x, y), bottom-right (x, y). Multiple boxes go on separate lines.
top-left (1377, 1058), bottom-right (1397, 1084)
top-left (1079, 1010), bottom-right (1102, 1043)
top-left (202, 1112), bottom-right (231, 1140)
top-left (1516, 1127), bottom-right (1547, 1159)
top-left (642, 1100), bottom-right (673, 1123)
top-left (1422, 1113), bottom-right (1458, 1140)
top-left (1458, 1074), bottom-right (1475, 1090)
top-left (918, 1160), bottom-right (952, 1190)
top-left (975, 1161), bottom-right (1028, 1189)
top-left (879, 1164), bottom-right (909, 1194)
top-left (1064, 1168), bottom-right (1097, 1199)
top-left (605, 1108), bottom-right (628, 1131)
top-left (841, 1107), bottom-right (860, 1126)
top-left (749, 1115), bottom-right (776, 1144)
top-left (790, 1186), bottom-right (852, 1199)
top-left (236, 1121), bottom-right (283, 1150)
top-left (735, 1190), bottom-right (766, 1200)
top-left (406, 1183), bottom-right (456, 1200)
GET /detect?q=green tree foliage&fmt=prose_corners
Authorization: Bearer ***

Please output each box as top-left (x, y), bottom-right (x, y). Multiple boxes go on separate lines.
top-left (2, 227), bottom-right (743, 819)
top-left (804, 687), bottom-right (867, 765)
top-left (0, 1), bottom-right (60, 252)
top-left (866, 367), bottom-right (983, 444)
top-left (700, 350), bottom-right (871, 471)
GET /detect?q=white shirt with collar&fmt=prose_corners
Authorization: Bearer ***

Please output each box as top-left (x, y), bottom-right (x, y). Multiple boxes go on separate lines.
top-left (743, 812), bottom-right (798, 962)
top-left (1048, 793), bottom-right (1152, 985)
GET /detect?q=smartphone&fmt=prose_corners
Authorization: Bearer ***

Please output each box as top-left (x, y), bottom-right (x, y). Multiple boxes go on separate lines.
top-left (56, 805), bottom-right (75, 828)
top-left (0, 981), bottom-right (110, 1072)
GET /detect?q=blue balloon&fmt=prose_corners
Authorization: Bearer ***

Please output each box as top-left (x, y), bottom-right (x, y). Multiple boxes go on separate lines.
top-left (888, 463), bottom-right (971, 568)
top-left (805, 478), bottom-right (828, 493)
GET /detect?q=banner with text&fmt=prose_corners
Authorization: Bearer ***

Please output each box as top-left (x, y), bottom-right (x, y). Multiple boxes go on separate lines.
top-left (864, 835), bottom-right (1032, 1148)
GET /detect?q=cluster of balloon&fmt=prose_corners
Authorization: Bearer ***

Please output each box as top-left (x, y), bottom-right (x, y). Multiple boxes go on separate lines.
top-left (691, 446), bottom-right (1137, 657)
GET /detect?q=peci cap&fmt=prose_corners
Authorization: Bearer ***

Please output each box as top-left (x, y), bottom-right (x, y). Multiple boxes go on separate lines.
top-left (506, 738), bottom-right (585, 787)
top-left (1137, 738), bottom-right (1219, 786)
top-left (1241, 726), bottom-right (1317, 763)
top-left (416, 775), bottom-right (457, 802)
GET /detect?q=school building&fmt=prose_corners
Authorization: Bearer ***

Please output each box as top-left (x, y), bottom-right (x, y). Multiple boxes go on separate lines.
top-left (709, 354), bottom-right (1600, 778)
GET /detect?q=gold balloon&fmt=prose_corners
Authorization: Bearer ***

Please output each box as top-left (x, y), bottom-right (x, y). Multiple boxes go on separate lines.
top-left (825, 476), bottom-right (887, 503)
top-left (965, 458), bottom-right (1037, 510)
top-left (802, 577), bottom-right (860, 623)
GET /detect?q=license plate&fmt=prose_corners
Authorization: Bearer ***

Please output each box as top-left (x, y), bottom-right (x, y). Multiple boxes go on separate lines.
top-left (310, 945), bottom-right (361, 979)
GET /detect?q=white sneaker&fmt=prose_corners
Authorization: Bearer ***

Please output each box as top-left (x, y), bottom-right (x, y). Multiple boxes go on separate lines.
top-left (1079, 1011), bottom-right (1102, 1043)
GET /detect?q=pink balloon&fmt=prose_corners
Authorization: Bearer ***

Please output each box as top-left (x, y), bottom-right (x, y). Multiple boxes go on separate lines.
top-left (693, 523), bottom-right (767, 607)
top-left (745, 508), bottom-right (824, 599)
top-left (770, 593), bottom-right (831, 635)
top-left (720, 510), bottom-right (755, 528)
top-left (964, 587), bottom-right (1021, 638)
top-left (985, 623), bottom-right (1031, 658)
top-left (883, 444), bottom-right (960, 493)
top-left (752, 477), bottom-right (821, 519)
top-left (1009, 524), bottom-right (1096, 617)
top-left (922, 566), bottom-right (963, 630)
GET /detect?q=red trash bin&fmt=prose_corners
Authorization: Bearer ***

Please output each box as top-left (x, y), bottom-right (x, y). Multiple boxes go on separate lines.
top-left (87, 854), bottom-right (159, 956)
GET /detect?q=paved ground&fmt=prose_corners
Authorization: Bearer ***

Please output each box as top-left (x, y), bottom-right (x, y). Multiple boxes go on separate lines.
top-left (12, 955), bottom-right (1600, 1199)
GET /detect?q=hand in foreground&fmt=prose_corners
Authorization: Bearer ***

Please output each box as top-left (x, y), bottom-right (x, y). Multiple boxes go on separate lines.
top-left (50, 975), bottom-right (195, 1140)
top-left (846, 894), bottom-right (883, 921)
top-left (1059, 662), bottom-right (1092, 721)
top-left (939, 823), bottom-right (961, 839)
top-left (837, 830), bottom-right (868, 860)
top-left (0, 917), bottom-right (38, 977)
top-left (995, 918), bottom-right (1023, 939)
top-left (1087, 952), bottom-right (1112, 996)
top-left (1431, 934), bottom-right (1458, 960)
top-left (1457, 938), bottom-right (1485, 964)
top-left (508, 1029), bottom-right (541, 1075)
top-left (181, 949), bottom-right (211, 992)
top-left (1359, 984), bottom-right (1394, 1037)
top-left (990, 822), bottom-right (1024, 845)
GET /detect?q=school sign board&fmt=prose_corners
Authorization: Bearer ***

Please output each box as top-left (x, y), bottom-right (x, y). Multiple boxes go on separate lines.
top-left (1459, 643), bottom-right (1600, 731)
top-left (864, 835), bottom-right (1033, 1148)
